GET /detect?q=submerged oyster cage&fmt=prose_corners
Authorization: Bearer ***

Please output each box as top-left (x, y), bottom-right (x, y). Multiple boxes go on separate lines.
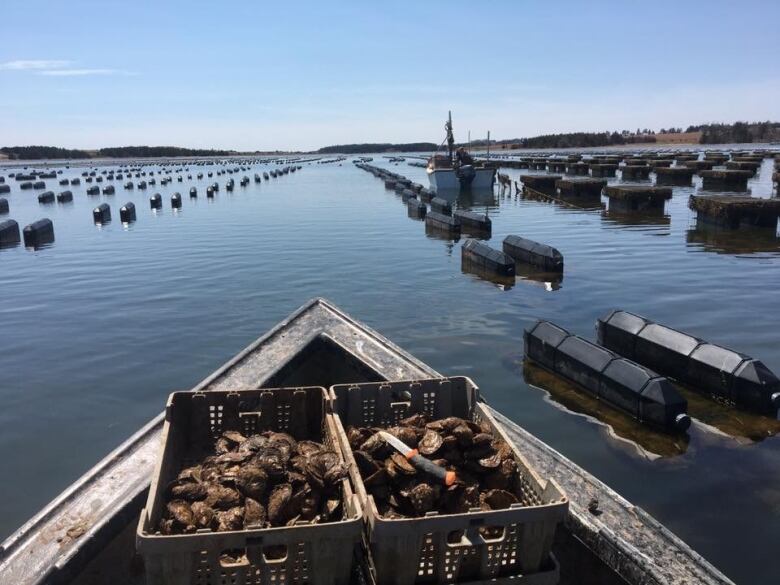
top-left (330, 377), bottom-right (568, 585)
top-left (136, 386), bottom-right (363, 585)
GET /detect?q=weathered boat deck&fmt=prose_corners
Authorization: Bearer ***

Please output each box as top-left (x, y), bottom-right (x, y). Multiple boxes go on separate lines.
top-left (0, 299), bottom-right (734, 585)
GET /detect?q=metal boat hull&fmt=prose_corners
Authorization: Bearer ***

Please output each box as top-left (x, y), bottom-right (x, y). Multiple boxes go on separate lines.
top-left (427, 167), bottom-right (496, 192)
top-left (0, 299), bottom-right (734, 585)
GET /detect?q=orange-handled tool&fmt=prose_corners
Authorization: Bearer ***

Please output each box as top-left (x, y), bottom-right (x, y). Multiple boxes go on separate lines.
top-left (379, 430), bottom-right (457, 486)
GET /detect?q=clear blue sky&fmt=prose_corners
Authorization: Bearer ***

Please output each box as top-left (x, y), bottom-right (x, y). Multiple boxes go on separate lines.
top-left (2, 0), bottom-right (779, 151)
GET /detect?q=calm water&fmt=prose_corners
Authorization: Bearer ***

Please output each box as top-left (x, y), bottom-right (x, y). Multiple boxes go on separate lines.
top-left (1, 153), bottom-right (779, 584)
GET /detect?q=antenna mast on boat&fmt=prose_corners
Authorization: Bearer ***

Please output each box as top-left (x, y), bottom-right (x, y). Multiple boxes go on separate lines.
top-left (445, 110), bottom-right (455, 162)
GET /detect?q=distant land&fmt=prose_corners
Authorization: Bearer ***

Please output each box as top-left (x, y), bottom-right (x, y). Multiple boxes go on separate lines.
top-left (0, 145), bottom-right (290, 162)
top-left (2, 121), bottom-right (778, 161)
top-left (316, 143), bottom-right (437, 154)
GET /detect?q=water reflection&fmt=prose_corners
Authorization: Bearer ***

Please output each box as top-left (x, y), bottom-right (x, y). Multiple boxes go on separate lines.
top-left (675, 383), bottom-right (780, 443)
top-left (519, 360), bottom-right (689, 458)
top-left (424, 223), bottom-right (460, 244)
top-left (513, 262), bottom-right (564, 291)
top-left (434, 186), bottom-right (498, 210)
top-left (520, 188), bottom-right (604, 211)
top-left (601, 209), bottom-right (671, 229)
top-left (686, 222), bottom-right (780, 256)
top-left (460, 257), bottom-right (514, 290)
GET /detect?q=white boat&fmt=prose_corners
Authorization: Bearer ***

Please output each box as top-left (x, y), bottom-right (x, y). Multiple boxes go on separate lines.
top-left (427, 112), bottom-right (496, 192)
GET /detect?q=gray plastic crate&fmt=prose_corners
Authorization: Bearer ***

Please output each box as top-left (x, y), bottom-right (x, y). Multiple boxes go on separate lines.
top-left (136, 387), bottom-right (363, 585)
top-left (330, 377), bottom-right (567, 585)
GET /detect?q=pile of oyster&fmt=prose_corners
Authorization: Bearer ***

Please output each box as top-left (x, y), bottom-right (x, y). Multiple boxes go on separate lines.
top-left (347, 415), bottom-right (525, 519)
top-left (158, 430), bottom-right (347, 534)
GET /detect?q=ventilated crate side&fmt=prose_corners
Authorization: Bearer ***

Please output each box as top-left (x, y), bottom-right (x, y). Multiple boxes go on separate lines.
top-left (137, 387), bottom-right (363, 585)
top-left (330, 378), bottom-right (567, 585)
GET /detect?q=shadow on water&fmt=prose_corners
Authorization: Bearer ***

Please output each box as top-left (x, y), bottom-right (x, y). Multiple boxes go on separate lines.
top-left (686, 222), bottom-right (780, 256)
top-left (460, 257), bottom-right (514, 291)
top-left (516, 359), bottom-right (690, 459)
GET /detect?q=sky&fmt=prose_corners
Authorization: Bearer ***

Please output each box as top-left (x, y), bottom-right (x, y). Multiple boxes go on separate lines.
top-left (1, 0), bottom-right (779, 152)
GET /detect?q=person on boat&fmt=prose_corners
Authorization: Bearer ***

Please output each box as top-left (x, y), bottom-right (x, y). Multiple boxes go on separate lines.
top-left (455, 147), bottom-right (474, 166)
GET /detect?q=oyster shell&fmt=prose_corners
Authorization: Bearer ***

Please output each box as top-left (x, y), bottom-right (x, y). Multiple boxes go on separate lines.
top-left (418, 430), bottom-right (443, 456)
top-left (267, 483), bottom-right (293, 526)
top-left (215, 506), bottom-right (245, 532)
top-left (243, 497), bottom-right (266, 528)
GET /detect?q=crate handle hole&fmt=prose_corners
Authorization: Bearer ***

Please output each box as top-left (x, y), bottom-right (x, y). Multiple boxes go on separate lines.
top-left (263, 544), bottom-right (288, 562)
top-left (219, 549), bottom-right (249, 568)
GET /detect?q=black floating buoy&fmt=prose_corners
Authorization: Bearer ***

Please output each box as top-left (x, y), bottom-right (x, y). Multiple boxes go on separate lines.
top-left (0, 185), bottom-right (10, 194)
top-left (70, 178), bottom-right (80, 186)
top-left (57, 190), bottom-right (73, 203)
top-left (206, 186), bottom-right (214, 198)
top-left (190, 187), bottom-right (197, 197)
top-left (87, 186), bottom-right (100, 195)
top-left (103, 185), bottom-right (115, 195)
top-left (171, 193), bottom-right (182, 209)
top-left (38, 191), bottom-right (55, 204)
top-left (33, 181), bottom-right (46, 189)
top-left (23, 218), bottom-right (54, 248)
top-left (120, 202), bottom-right (136, 223)
top-left (150, 193), bottom-right (162, 209)
top-left (0, 198), bottom-right (8, 214)
top-left (0, 219), bottom-right (20, 245)
top-left (93, 203), bottom-right (111, 224)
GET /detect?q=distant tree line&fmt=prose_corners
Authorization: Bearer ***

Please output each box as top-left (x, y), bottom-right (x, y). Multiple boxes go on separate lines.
top-left (317, 142), bottom-right (437, 154)
top-left (0, 145), bottom-right (237, 160)
top-left (97, 146), bottom-right (235, 158)
top-left (507, 131), bottom-right (657, 149)
top-left (1, 146), bottom-right (92, 160)
top-left (685, 121), bottom-right (780, 144)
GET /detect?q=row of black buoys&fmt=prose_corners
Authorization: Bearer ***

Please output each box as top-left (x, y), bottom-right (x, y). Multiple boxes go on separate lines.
top-left (425, 211), bottom-right (460, 236)
top-left (597, 310), bottom-right (780, 415)
top-left (120, 202), bottom-right (136, 223)
top-left (93, 203), bottom-right (111, 224)
top-left (0, 219), bottom-right (20, 245)
top-left (23, 218), bottom-right (55, 248)
top-left (503, 235), bottom-right (564, 272)
top-left (407, 199), bottom-right (426, 219)
top-left (461, 239), bottom-right (515, 276)
top-left (38, 191), bottom-right (55, 204)
top-left (454, 210), bottom-right (491, 235)
top-left (524, 320), bottom-right (691, 433)
top-left (430, 197), bottom-right (452, 215)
